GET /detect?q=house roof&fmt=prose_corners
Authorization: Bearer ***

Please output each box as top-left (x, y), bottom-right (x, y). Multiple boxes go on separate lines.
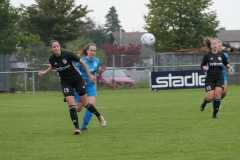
top-left (10, 54), bottom-right (18, 62)
top-left (174, 47), bottom-right (208, 53)
top-left (217, 30), bottom-right (240, 42)
top-left (111, 30), bottom-right (240, 55)
top-left (112, 32), bottom-right (154, 58)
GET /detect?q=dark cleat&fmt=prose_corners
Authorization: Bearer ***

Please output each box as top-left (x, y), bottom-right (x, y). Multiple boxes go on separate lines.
top-left (81, 128), bottom-right (88, 131)
top-left (200, 103), bottom-right (206, 111)
top-left (212, 114), bottom-right (218, 119)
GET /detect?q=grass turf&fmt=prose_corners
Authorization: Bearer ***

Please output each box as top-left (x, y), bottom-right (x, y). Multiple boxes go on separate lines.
top-left (0, 85), bottom-right (239, 160)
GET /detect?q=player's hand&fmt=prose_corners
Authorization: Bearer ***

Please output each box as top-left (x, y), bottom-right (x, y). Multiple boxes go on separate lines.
top-left (202, 66), bottom-right (208, 71)
top-left (226, 64), bottom-right (231, 69)
top-left (89, 74), bottom-right (96, 83)
top-left (38, 71), bottom-right (44, 77)
top-left (99, 65), bottom-right (106, 73)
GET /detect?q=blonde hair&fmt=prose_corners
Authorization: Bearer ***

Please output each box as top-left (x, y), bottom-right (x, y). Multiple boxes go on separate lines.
top-left (78, 43), bottom-right (96, 57)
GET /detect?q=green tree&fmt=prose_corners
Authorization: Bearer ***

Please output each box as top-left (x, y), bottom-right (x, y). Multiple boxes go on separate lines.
top-left (144, 0), bottom-right (220, 52)
top-left (82, 17), bottom-right (102, 32)
top-left (81, 17), bottom-right (108, 49)
top-left (17, 33), bottom-right (40, 49)
top-left (65, 37), bottom-right (92, 54)
top-left (104, 6), bottom-right (124, 33)
top-left (19, 0), bottom-right (91, 47)
top-left (65, 37), bottom-right (106, 65)
top-left (0, 0), bottom-right (20, 54)
top-left (84, 30), bottom-right (108, 48)
top-left (0, 0), bottom-right (39, 54)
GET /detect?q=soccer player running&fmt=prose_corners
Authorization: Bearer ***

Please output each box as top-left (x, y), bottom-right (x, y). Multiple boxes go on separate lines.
top-left (199, 38), bottom-right (230, 118)
top-left (211, 42), bottom-right (230, 111)
top-left (74, 43), bottom-right (106, 131)
top-left (38, 40), bottom-right (106, 135)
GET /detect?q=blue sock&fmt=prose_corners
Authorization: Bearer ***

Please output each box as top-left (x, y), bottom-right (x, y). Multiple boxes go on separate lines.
top-left (81, 109), bottom-right (93, 129)
top-left (221, 94), bottom-right (226, 100)
top-left (211, 98), bottom-right (215, 109)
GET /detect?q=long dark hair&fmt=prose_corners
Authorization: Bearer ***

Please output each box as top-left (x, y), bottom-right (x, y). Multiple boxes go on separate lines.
top-left (49, 40), bottom-right (59, 48)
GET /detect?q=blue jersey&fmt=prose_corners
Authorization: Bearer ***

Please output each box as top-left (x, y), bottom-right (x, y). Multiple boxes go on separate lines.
top-left (76, 57), bottom-right (100, 83)
top-left (74, 57), bottom-right (100, 102)
top-left (222, 52), bottom-right (229, 84)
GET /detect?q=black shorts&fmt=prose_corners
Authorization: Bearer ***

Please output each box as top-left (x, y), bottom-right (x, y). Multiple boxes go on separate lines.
top-left (61, 78), bottom-right (86, 97)
top-left (204, 76), bottom-right (224, 92)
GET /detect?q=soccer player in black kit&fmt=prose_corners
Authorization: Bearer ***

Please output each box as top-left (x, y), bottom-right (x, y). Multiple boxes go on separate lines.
top-left (38, 40), bottom-right (106, 135)
top-left (200, 38), bottom-right (230, 118)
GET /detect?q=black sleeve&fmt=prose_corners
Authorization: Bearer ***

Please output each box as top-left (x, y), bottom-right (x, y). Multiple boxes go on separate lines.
top-left (49, 56), bottom-right (54, 68)
top-left (68, 51), bottom-right (80, 62)
top-left (222, 53), bottom-right (229, 67)
top-left (200, 53), bottom-right (208, 70)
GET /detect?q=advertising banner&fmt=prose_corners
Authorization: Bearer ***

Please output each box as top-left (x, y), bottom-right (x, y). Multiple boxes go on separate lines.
top-left (151, 70), bottom-right (205, 90)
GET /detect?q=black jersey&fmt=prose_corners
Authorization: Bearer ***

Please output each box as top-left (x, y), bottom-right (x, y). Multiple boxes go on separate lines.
top-left (49, 50), bottom-right (82, 82)
top-left (200, 51), bottom-right (229, 78)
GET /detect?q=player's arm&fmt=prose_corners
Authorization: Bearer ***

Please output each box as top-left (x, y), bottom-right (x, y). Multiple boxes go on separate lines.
top-left (79, 59), bottom-right (95, 82)
top-left (224, 53), bottom-right (230, 69)
top-left (200, 54), bottom-right (208, 71)
top-left (69, 51), bottom-right (95, 82)
top-left (223, 54), bottom-right (230, 69)
top-left (96, 65), bottom-right (106, 74)
top-left (38, 66), bottom-right (54, 77)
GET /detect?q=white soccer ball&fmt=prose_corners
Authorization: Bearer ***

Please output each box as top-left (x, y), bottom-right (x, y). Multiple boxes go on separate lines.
top-left (228, 65), bottom-right (235, 74)
top-left (141, 33), bottom-right (155, 47)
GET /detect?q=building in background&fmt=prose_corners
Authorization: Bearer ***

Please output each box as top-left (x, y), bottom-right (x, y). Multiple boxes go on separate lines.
top-left (218, 27), bottom-right (240, 50)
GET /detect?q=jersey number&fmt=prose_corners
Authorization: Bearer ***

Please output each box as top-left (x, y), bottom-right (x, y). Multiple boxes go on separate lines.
top-left (206, 86), bottom-right (211, 91)
top-left (63, 87), bottom-right (69, 93)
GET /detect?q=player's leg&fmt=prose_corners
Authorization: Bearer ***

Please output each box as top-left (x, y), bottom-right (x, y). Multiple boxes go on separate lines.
top-left (212, 75), bottom-right (227, 111)
top-left (75, 82), bottom-right (106, 127)
top-left (212, 79), bottom-right (224, 118)
top-left (221, 74), bottom-right (228, 101)
top-left (81, 96), bottom-right (96, 130)
top-left (200, 80), bottom-right (214, 111)
top-left (81, 85), bottom-right (97, 130)
top-left (219, 83), bottom-right (227, 109)
top-left (73, 89), bottom-right (84, 112)
top-left (200, 97), bottom-right (209, 111)
top-left (62, 84), bottom-right (81, 135)
top-left (220, 71), bottom-right (228, 109)
top-left (212, 87), bottom-right (222, 118)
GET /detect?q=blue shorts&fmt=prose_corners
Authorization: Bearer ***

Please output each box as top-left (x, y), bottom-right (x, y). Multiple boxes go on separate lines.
top-left (74, 82), bottom-right (97, 103)
top-left (222, 70), bottom-right (227, 84)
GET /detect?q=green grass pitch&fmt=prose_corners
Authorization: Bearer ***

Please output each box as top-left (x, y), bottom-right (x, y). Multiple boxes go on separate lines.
top-left (0, 85), bottom-right (240, 160)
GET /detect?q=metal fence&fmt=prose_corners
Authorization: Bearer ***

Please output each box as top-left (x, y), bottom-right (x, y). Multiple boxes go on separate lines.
top-left (0, 52), bottom-right (240, 95)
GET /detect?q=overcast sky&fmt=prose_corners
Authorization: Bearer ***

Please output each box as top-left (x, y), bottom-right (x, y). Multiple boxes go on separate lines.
top-left (10, 0), bottom-right (240, 32)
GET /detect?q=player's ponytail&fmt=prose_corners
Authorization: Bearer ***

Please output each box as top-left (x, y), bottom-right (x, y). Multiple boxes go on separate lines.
top-left (203, 37), bottom-right (212, 51)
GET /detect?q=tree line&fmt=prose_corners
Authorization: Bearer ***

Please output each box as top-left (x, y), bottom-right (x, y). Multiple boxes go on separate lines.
top-left (0, 0), bottom-right (219, 67)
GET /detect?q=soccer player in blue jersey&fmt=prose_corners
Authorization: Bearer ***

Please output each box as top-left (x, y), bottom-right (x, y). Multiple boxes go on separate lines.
top-left (74, 43), bottom-right (106, 131)
top-left (211, 42), bottom-right (229, 111)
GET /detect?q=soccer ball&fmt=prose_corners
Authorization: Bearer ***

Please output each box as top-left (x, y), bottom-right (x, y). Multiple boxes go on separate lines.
top-left (228, 65), bottom-right (235, 74)
top-left (141, 33), bottom-right (155, 47)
